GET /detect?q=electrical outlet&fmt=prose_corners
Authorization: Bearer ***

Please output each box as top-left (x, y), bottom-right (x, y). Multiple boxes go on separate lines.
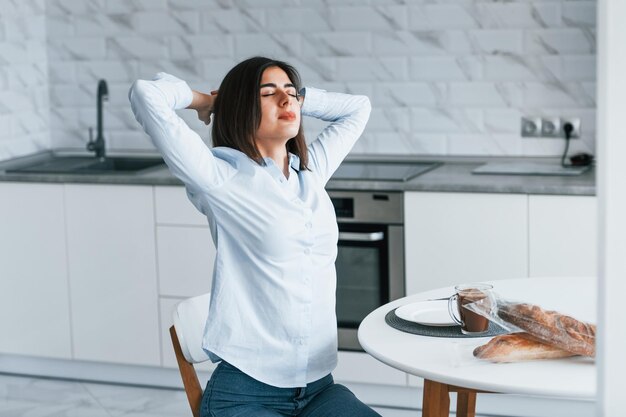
top-left (560, 117), bottom-right (581, 139)
top-left (521, 117), bottom-right (542, 137)
top-left (541, 117), bottom-right (561, 137)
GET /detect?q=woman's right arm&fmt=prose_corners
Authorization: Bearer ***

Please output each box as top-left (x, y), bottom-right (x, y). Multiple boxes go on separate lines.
top-left (128, 73), bottom-right (235, 192)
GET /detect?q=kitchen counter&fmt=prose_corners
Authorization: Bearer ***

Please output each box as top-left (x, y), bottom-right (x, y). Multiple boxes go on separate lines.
top-left (0, 151), bottom-right (595, 196)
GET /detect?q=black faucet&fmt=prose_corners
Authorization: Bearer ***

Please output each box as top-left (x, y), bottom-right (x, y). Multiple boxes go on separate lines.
top-left (87, 79), bottom-right (108, 159)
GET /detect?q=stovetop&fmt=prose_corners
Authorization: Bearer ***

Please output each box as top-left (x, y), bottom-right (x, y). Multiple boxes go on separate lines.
top-left (331, 161), bottom-right (441, 182)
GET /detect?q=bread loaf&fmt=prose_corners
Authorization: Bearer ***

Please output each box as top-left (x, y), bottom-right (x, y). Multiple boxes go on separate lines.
top-left (497, 302), bottom-right (595, 357)
top-left (473, 332), bottom-right (576, 362)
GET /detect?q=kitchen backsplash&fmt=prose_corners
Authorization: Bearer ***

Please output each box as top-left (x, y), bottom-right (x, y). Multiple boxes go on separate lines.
top-left (3, 0), bottom-right (597, 160)
top-left (0, 0), bottom-right (51, 161)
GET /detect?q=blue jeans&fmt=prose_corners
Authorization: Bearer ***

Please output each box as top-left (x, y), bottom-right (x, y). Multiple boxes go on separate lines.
top-left (201, 361), bottom-right (381, 417)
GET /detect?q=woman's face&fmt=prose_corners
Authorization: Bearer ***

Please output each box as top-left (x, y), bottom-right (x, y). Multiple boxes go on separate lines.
top-left (255, 66), bottom-right (301, 146)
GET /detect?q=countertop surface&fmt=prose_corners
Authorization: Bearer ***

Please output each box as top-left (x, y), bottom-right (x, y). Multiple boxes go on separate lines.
top-left (0, 151), bottom-right (596, 196)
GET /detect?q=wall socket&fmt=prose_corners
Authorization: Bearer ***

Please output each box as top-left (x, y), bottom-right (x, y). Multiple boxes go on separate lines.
top-left (521, 117), bottom-right (580, 139)
top-left (560, 118), bottom-right (581, 139)
top-left (521, 117), bottom-right (542, 137)
top-left (541, 117), bottom-right (561, 137)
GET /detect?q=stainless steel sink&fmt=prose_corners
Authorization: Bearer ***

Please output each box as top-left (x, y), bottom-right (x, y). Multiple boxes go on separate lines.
top-left (6, 156), bottom-right (165, 174)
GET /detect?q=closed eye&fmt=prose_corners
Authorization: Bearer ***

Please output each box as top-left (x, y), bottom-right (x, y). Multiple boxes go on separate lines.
top-left (261, 92), bottom-right (299, 98)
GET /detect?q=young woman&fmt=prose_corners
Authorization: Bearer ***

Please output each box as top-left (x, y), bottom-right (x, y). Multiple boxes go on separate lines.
top-left (129, 57), bottom-right (377, 417)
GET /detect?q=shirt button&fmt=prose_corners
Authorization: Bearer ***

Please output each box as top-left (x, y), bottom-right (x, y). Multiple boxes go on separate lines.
top-left (304, 248), bottom-right (311, 255)
top-left (305, 222), bottom-right (312, 229)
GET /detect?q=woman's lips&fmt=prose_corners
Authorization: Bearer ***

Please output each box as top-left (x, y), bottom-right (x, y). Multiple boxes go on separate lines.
top-left (278, 111), bottom-right (296, 121)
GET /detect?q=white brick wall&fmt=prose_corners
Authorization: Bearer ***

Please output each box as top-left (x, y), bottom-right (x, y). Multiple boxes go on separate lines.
top-left (0, 0), bottom-right (599, 159)
top-left (0, 0), bottom-right (51, 161)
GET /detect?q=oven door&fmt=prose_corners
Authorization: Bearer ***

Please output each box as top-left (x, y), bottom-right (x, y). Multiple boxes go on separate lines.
top-left (336, 222), bottom-right (390, 351)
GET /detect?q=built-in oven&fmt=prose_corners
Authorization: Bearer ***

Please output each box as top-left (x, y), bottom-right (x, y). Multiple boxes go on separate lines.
top-left (329, 191), bottom-right (405, 351)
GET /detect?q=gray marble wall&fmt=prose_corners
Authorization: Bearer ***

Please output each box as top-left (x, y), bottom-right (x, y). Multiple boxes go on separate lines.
top-left (14, 0), bottom-right (599, 158)
top-left (0, 0), bottom-right (51, 161)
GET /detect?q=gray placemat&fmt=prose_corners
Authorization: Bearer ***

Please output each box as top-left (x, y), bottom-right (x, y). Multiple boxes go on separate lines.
top-left (385, 308), bottom-right (507, 338)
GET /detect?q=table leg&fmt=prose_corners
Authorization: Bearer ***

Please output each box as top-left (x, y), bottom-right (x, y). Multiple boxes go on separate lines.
top-left (456, 390), bottom-right (477, 417)
top-left (422, 379), bottom-right (450, 417)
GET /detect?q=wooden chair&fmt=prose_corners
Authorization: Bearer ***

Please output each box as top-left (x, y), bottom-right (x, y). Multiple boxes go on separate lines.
top-left (169, 292), bottom-right (211, 417)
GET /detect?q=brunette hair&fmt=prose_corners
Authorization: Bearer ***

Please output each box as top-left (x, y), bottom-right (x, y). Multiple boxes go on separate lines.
top-left (211, 56), bottom-right (309, 170)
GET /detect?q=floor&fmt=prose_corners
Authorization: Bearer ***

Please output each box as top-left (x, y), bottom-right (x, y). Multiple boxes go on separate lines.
top-left (0, 373), bottom-right (190, 417)
top-left (0, 370), bottom-right (592, 417)
top-left (0, 372), bottom-right (434, 417)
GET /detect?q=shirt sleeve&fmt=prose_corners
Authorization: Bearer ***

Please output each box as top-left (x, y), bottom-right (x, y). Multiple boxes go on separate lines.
top-left (301, 87), bottom-right (371, 184)
top-left (128, 73), bottom-right (236, 192)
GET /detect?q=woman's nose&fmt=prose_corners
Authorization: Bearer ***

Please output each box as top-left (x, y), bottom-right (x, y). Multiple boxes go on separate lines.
top-left (277, 90), bottom-right (290, 106)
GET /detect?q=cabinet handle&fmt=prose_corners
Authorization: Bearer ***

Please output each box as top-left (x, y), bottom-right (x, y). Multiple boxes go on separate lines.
top-left (338, 231), bottom-right (384, 242)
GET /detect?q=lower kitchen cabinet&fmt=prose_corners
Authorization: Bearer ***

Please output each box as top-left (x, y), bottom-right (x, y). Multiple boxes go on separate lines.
top-left (529, 195), bottom-right (597, 277)
top-left (154, 185), bottom-right (216, 370)
top-left (0, 183), bottom-right (72, 359)
top-left (405, 192), bottom-right (597, 294)
top-left (64, 184), bottom-right (160, 366)
top-left (405, 192), bottom-right (528, 294)
top-left (335, 351), bottom-right (407, 386)
top-left (159, 297), bottom-right (181, 369)
top-left (156, 226), bottom-right (214, 297)
top-left (154, 185), bottom-right (207, 225)
top-left (155, 185), bottom-right (215, 298)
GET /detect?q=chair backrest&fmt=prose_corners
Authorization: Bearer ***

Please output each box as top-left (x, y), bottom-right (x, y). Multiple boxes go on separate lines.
top-left (173, 293), bottom-right (211, 363)
top-left (170, 292), bottom-right (211, 417)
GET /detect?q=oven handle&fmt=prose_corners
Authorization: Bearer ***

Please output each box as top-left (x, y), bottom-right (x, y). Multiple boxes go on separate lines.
top-left (338, 231), bottom-right (385, 242)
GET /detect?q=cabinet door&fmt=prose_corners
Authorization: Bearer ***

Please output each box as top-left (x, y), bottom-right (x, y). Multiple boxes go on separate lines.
top-left (65, 184), bottom-right (159, 365)
top-left (335, 351), bottom-right (407, 386)
top-left (157, 226), bottom-right (214, 298)
top-left (0, 183), bottom-right (71, 359)
top-left (155, 186), bottom-right (206, 225)
top-left (155, 185), bottom-right (215, 298)
top-left (405, 192), bottom-right (528, 294)
top-left (529, 195), bottom-right (597, 277)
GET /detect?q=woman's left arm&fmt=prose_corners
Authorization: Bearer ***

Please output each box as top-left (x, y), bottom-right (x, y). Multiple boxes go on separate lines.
top-left (301, 88), bottom-right (371, 183)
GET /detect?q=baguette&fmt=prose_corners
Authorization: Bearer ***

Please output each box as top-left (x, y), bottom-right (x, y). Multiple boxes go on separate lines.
top-left (497, 302), bottom-right (595, 357)
top-left (473, 332), bottom-right (576, 363)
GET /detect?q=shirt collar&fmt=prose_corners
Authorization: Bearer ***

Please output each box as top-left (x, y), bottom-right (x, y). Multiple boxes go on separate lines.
top-left (288, 153), bottom-right (301, 172)
top-left (260, 153), bottom-right (301, 172)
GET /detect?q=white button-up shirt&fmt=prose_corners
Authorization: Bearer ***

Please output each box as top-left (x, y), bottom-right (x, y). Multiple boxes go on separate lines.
top-left (129, 73), bottom-right (371, 388)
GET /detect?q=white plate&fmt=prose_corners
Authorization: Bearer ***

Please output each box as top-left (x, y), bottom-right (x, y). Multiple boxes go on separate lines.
top-left (395, 300), bottom-right (456, 327)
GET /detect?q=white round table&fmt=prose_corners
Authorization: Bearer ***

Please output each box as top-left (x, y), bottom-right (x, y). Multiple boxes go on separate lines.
top-left (358, 277), bottom-right (596, 417)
